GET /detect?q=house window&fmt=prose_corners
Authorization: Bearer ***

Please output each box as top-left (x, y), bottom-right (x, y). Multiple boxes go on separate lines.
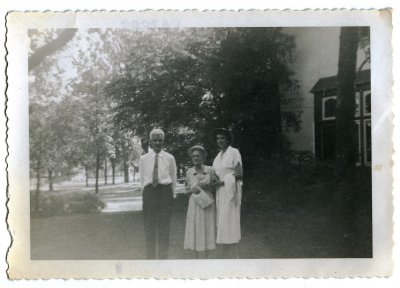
top-left (355, 92), bottom-right (361, 117)
top-left (322, 96), bottom-right (336, 120)
top-left (363, 92), bottom-right (371, 116)
top-left (364, 119), bottom-right (372, 164)
top-left (355, 120), bottom-right (361, 166)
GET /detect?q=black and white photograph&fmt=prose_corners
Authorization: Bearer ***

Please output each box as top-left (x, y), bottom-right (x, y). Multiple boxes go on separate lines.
top-left (5, 10), bottom-right (393, 279)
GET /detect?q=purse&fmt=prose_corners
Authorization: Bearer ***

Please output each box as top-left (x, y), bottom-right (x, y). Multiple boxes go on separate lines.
top-left (192, 188), bottom-right (214, 208)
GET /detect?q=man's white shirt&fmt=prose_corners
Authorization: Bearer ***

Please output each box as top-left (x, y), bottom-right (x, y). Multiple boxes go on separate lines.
top-left (139, 149), bottom-right (177, 190)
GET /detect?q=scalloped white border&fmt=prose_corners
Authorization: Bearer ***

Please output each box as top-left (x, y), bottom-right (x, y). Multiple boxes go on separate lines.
top-left (4, 9), bottom-right (394, 280)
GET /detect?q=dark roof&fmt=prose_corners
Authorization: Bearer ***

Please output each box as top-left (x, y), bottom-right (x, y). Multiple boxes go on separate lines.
top-left (310, 69), bottom-right (370, 93)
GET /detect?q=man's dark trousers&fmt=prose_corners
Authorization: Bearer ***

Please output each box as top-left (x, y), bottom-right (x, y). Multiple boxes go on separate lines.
top-left (142, 184), bottom-right (174, 259)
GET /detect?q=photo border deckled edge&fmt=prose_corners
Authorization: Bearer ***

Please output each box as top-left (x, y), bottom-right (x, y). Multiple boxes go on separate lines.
top-left (4, 9), bottom-right (394, 279)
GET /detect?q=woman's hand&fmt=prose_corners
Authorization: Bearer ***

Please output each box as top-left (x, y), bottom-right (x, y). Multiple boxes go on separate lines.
top-left (232, 195), bottom-right (237, 206)
top-left (233, 163), bottom-right (243, 181)
top-left (215, 179), bottom-right (224, 186)
top-left (198, 182), bottom-right (210, 190)
top-left (189, 185), bottom-right (201, 195)
top-left (233, 174), bottom-right (243, 181)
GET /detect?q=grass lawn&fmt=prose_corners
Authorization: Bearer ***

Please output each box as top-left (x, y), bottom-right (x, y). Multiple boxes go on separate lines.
top-left (31, 164), bottom-right (372, 260)
top-left (31, 209), bottom-right (273, 260)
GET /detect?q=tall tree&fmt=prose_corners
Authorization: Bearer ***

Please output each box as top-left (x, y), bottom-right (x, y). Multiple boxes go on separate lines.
top-left (106, 28), bottom-right (215, 164)
top-left (29, 28), bottom-right (128, 196)
top-left (335, 27), bottom-right (359, 180)
top-left (107, 28), bottom-right (301, 172)
top-left (65, 29), bottom-right (132, 192)
top-left (204, 28), bottom-right (300, 168)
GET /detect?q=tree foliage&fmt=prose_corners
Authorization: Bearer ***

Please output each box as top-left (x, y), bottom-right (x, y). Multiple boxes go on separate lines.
top-left (29, 29), bottom-right (142, 198)
top-left (106, 28), bottom-right (301, 169)
top-left (29, 27), bottom-right (302, 200)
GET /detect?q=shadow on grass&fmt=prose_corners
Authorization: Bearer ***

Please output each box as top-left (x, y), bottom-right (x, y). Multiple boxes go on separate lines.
top-left (241, 160), bottom-right (372, 258)
top-left (30, 161), bottom-right (372, 259)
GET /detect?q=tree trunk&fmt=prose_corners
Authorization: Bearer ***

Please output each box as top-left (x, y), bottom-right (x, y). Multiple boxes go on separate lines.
top-left (272, 83), bottom-right (283, 158)
top-left (104, 158), bottom-right (108, 185)
top-left (111, 158), bottom-right (116, 184)
top-left (48, 169), bottom-right (53, 191)
top-left (85, 165), bottom-right (89, 187)
top-left (95, 149), bottom-right (100, 194)
top-left (34, 139), bottom-right (43, 212)
top-left (335, 27), bottom-right (359, 181)
top-left (35, 157), bottom-right (41, 212)
top-left (122, 145), bottom-right (129, 183)
top-left (123, 157), bottom-right (129, 183)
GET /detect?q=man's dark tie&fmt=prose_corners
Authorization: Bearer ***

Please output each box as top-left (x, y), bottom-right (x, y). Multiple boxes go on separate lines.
top-left (152, 153), bottom-right (159, 187)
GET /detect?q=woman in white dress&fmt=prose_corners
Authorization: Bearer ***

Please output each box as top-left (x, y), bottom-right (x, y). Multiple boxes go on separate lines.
top-left (184, 145), bottom-right (217, 258)
top-left (211, 128), bottom-right (243, 258)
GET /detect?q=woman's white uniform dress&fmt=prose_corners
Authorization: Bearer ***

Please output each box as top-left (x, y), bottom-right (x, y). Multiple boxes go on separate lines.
top-left (212, 145), bottom-right (242, 244)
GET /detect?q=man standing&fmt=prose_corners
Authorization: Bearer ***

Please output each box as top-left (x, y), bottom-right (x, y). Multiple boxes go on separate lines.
top-left (140, 128), bottom-right (177, 259)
